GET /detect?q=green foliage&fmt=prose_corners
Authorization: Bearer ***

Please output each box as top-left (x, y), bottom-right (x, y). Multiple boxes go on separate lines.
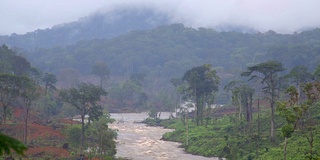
top-left (59, 103), bottom-right (78, 118)
top-left (108, 79), bottom-right (147, 111)
top-left (19, 76), bottom-right (40, 104)
top-left (0, 133), bottom-right (27, 156)
top-left (242, 60), bottom-right (285, 141)
top-left (86, 115), bottom-right (117, 157)
top-left (259, 129), bottom-right (320, 160)
top-left (10, 24), bottom-right (320, 108)
top-left (36, 93), bottom-right (61, 117)
top-left (42, 72), bottom-right (57, 94)
top-left (314, 64), bottom-right (320, 81)
top-left (0, 74), bottom-right (21, 124)
top-left (224, 80), bottom-right (254, 122)
top-left (25, 25), bottom-right (320, 77)
top-left (287, 65), bottom-right (313, 85)
top-left (183, 64), bottom-right (220, 98)
top-left (59, 83), bottom-right (107, 118)
top-left (0, 45), bottom-right (14, 73)
top-left (148, 107), bottom-right (159, 119)
top-left (12, 55), bottom-right (31, 76)
top-left (150, 91), bottom-right (176, 113)
top-left (59, 83), bottom-right (107, 149)
top-left (182, 64), bottom-right (220, 125)
top-left (0, 45), bottom-right (31, 75)
top-left (281, 124), bottom-right (294, 138)
top-left (130, 73), bottom-right (145, 87)
top-left (64, 125), bottom-right (82, 148)
top-left (91, 61), bottom-right (110, 88)
top-left (154, 103), bottom-right (320, 160)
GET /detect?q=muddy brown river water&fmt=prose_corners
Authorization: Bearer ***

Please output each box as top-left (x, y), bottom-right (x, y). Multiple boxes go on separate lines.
top-left (109, 113), bottom-right (218, 160)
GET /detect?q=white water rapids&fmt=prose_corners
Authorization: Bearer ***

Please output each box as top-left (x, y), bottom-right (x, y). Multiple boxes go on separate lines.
top-left (109, 113), bottom-right (219, 160)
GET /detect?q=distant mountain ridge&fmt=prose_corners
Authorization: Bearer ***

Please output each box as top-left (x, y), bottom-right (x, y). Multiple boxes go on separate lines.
top-left (0, 6), bottom-right (170, 50)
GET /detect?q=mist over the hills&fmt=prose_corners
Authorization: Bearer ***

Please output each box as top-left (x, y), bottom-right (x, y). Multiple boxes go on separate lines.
top-left (1, 0), bottom-right (320, 36)
top-left (0, 6), bottom-right (170, 50)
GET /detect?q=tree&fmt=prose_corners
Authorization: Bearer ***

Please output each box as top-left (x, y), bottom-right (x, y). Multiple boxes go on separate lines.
top-left (42, 72), bottom-right (57, 94)
top-left (277, 82), bottom-right (320, 160)
top-left (0, 74), bottom-right (20, 125)
top-left (12, 55), bottom-right (31, 76)
top-left (59, 83), bottom-right (107, 150)
top-left (29, 67), bottom-right (43, 85)
top-left (313, 64), bottom-right (320, 81)
top-left (286, 65), bottom-right (313, 103)
top-left (302, 82), bottom-right (320, 160)
top-left (91, 61), bottom-right (110, 88)
top-left (148, 92), bottom-right (175, 119)
top-left (130, 73), bottom-right (145, 86)
top-left (182, 64), bottom-right (220, 125)
top-left (277, 86), bottom-right (300, 160)
top-left (224, 80), bottom-right (255, 123)
top-left (170, 78), bottom-right (186, 116)
top-left (37, 93), bottom-right (60, 117)
top-left (108, 79), bottom-right (147, 111)
top-left (0, 45), bottom-right (31, 76)
top-left (19, 76), bottom-right (40, 144)
top-left (241, 60), bottom-right (285, 141)
top-left (0, 45), bottom-right (14, 74)
top-left (86, 114), bottom-right (117, 159)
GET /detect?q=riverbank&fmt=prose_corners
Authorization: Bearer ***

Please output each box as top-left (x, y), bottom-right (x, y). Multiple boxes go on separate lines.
top-left (143, 111), bottom-right (320, 160)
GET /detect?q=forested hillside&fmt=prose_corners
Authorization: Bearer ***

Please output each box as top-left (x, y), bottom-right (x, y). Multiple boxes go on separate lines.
top-left (22, 24), bottom-right (320, 102)
top-left (27, 24), bottom-right (320, 74)
top-left (0, 7), bottom-right (169, 50)
top-left (1, 23), bottom-right (319, 110)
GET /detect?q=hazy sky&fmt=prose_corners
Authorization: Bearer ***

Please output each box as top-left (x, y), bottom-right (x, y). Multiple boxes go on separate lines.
top-left (1, 0), bottom-right (320, 35)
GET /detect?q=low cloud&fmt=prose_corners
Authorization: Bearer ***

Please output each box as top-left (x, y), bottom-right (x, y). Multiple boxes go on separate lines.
top-left (1, 0), bottom-right (320, 35)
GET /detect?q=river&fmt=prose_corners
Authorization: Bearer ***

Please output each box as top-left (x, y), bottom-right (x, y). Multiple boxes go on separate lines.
top-left (109, 112), bottom-right (219, 160)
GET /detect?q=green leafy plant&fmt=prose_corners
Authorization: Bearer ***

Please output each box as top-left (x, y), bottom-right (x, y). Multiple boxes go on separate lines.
top-left (0, 133), bottom-right (27, 156)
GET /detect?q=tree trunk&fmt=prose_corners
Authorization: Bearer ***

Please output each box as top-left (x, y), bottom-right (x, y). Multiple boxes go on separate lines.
top-left (270, 105), bottom-right (275, 142)
top-left (245, 98), bottom-right (249, 122)
top-left (257, 99), bottom-right (260, 135)
top-left (186, 112), bottom-right (189, 146)
top-left (305, 130), bottom-right (314, 160)
top-left (309, 137), bottom-right (313, 160)
top-left (297, 82), bottom-right (301, 104)
top-left (81, 114), bottom-right (85, 152)
top-left (24, 107), bottom-right (29, 144)
top-left (249, 93), bottom-right (253, 123)
top-left (3, 105), bottom-right (8, 125)
top-left (100, 77), bottom-right (103, 89)
top-left (284, 137), bottom-right (287, 160)
top-left (256, 98), bottom-right (260, 158)
top-left (200, 98), bottom-right (204, 125)
top-left (238, 97), bottom-right (242, 120)
top-left (100, 133), bottom-right (103, 160)
top-left (45, 85), bottom-right (48, 95)
top-left (270, 87), bottom-right (275, 142)
top-left (195, 88), bottom-right (199, 126)
top-left (245, 96), bottom-right (253, 133)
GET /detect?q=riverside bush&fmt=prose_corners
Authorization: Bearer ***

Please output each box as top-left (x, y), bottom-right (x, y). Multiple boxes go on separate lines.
top-left (147, 111), bottom-right (320, 160)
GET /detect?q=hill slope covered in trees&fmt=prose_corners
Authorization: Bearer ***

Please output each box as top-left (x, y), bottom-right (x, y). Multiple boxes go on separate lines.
top-left (24, 24), bottom-right (320, 92)
top-left (0, 7), bottom-right (169, 50)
